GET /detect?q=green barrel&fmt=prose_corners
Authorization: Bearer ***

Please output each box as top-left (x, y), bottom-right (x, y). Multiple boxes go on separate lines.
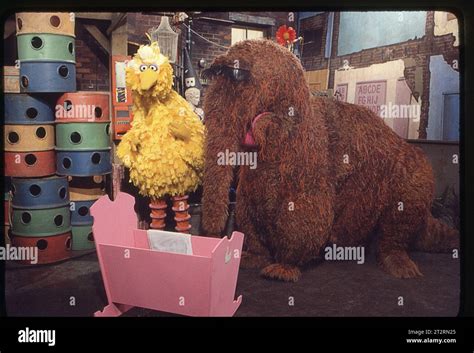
top-left (11, 206), bottom-right (71, 237)
top-left (71, 224), bottom-right (95, 250)
top-left (17, 33), bottom-right (75, 63)
top-left (56, 122), bottom-right (111, 151)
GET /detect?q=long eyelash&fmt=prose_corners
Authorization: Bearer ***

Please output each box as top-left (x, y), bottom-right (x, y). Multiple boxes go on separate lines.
top-left (201, 65), bottom-right (250, 81)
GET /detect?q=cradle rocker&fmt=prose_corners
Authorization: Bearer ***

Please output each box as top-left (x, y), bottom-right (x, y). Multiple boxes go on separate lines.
top-left (91, 192), bottom-right (244, 317)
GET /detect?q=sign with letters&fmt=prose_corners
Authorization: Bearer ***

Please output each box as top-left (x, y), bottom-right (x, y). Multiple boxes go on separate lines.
top-left (354, 80), bottom-right (387, 116)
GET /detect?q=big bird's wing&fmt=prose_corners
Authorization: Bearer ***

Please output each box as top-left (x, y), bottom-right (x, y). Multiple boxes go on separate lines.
top-left (169, 120), bottom-right (191, 142)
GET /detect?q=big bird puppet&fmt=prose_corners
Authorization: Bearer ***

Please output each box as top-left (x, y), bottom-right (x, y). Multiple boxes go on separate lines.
top-left (117, 41), bottom-right (205, 232)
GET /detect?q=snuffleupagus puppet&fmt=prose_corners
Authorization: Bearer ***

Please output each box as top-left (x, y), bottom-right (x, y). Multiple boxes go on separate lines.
top-left (201, 39), bottom-right (458, 282)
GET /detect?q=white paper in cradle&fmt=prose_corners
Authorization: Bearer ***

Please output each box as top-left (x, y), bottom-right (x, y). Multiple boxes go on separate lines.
top-left (146, 230), bottom-right (193, 255)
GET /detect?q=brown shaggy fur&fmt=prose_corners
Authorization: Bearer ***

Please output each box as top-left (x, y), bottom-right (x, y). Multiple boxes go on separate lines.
top-left (201, 39), bottom-right (459, 282)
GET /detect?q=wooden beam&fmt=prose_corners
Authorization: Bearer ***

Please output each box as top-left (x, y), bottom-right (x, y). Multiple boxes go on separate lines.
top-left (76, 12), bottom-right (113, 21)
top-left (106, 13), bottom-right (127, 36)
top-left (84, 24), bottom-right (111, 54)
top-left (110, 18), bottom-right (128, 56)
top-left (110, 17), bottom-right (128, 165)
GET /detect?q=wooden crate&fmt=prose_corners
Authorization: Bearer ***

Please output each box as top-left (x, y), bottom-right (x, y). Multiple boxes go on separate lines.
top-left (4, 66), bottom-right (20, 93)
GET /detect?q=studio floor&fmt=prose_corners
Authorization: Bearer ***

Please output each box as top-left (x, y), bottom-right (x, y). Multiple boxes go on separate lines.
top-left (5, 249), bottom-right (459, 317)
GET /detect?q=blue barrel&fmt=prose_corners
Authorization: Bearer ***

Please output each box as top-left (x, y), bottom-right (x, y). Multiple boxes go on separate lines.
top-left (70, 200), bottom-right (95, 225)
top-left (20, 61), bottom-right (76, 93)
top-left (56, 149), bottom-right (112, 176)
top-left (5, 94), bottom-right (55, 125)
top-left (11, 176), bottom-right (69, 209)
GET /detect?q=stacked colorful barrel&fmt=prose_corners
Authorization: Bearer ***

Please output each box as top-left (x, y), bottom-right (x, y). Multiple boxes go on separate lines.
top-left (4, 94), bottom-right (56, 177)
top-left (68, 176), bottom-right (107, 250)
top-left (56, 92), bottom-right (112, 250)
top-left (4, 178), bottom-right (12, 245)
top-left (3, 12), bottom-right (76, 264)
top-left (16, 12), bottom-right (76, 93)
top-left (10, 177), bottom-right (71, 264)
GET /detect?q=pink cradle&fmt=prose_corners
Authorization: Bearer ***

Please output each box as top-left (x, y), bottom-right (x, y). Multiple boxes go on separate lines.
top-left (91, 192), bottom-right (244, 317)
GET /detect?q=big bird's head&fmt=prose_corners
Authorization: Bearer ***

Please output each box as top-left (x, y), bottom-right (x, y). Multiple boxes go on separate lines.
top-left (126, 42), bottom-right (173, 99)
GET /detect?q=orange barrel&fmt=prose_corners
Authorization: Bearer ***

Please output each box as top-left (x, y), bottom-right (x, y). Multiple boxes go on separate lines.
top-left (4, 150), bottom-right (56, 177)
top-left (56, 92), bottom-right (110, 123)
top-left (11, 231), bottom-right (71, 264)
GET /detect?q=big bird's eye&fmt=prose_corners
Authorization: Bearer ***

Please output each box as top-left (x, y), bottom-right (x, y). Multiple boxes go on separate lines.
top-left (139, 65), bottom-right (147, 72)
top-left (149, 64), bottom-right (158, 71)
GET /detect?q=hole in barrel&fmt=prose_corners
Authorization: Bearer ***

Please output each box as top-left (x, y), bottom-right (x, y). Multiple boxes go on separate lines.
top-left (78, 206), bottom-right (89, 217)
top-left (91, 153), bottom-right (101, 164)
top-left (26, 107), bottom-right (38, 119)
top-left (21, 76), bottom-right (29, 88)
top-left (37, 239), bottom-right (48, 250)
top-left (21, 212), bottom-right (31, 224)
top-left (50, 15), bottom-right (61, 27)
top-left (94, 107), bottom-right (102, 118)
top-left (62, 157), bottom-right (72, 169)
top-left (58, 65), bottom-right (69, 78)
top-left (29, 184), bottom-right (41, 196)
top-left (70, 132), bottom-right (81, 144)
top-left (31, 36), bottom-right (43, 49)
top-left (7, 131), bottom-right (19, 144)
top-left (25, 154), bottom-right (37, 166)
top-left (54, 215), bottom-right (64, 227)
top-left (36, 127), bottom-right (46, 139)
top-left (59, 187), bottom-right (67, 199)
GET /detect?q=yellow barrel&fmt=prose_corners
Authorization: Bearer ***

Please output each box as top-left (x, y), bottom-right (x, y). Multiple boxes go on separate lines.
top-left (16, 12), bottom-right (75, 37)
top-left (4, 124), bottom-right (55, 152)
top-left (69, 176), bottom-right (106, 201)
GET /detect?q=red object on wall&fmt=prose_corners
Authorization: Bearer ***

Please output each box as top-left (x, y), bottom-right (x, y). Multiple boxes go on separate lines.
top-left (111, 55), bottom-right (133, 140)
top-left (276, 25), bottom-right (297, 46)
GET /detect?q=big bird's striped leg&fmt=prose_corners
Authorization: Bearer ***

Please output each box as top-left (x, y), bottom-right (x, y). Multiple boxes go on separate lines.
top-left (149, 198), bottom-right (167, 230)
top-left (172, 195), bottom-right (192, 233)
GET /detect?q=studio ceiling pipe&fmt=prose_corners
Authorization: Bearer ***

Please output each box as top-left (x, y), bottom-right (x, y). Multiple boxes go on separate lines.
top-left (4, 124), bottom-right (55, 152)
top-left (17, 33), bottom-right (75, 63)
top-left (11, 176), bottom-right (69, 209)
top-left (11, 205), bottom-right (71, 237)
top-left (15, 12), bottom-right (75, 37)
top-left (56, 150), bottom-right (112, 176)
top-left (56, 92), bottom-right (110, 123)
top-left (5, 93), bottom-right (55, 125)
top-left (20, 61), bottom-right (76, 93)
top-left (11, 231), bottom-right (72, 265)
top-left (4, 150), bottom-right (56, 177)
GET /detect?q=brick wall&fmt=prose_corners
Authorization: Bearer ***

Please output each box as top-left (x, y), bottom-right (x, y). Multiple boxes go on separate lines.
top-left (302, 11), bottom-right (459, 138)
top-left (75, 21), bottom-right (110, 91)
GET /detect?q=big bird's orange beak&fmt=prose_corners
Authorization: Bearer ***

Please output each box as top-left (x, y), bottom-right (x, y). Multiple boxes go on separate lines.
top-left (139, 69), bottom-right (159, 90)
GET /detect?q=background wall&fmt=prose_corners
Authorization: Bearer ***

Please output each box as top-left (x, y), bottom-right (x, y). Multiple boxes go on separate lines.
top-left (337, 12), bottom-right (426, 56)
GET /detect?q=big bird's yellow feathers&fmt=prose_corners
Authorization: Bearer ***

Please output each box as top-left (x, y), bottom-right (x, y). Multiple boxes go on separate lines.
top-left (117, 42), bottom-right (205, 200)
